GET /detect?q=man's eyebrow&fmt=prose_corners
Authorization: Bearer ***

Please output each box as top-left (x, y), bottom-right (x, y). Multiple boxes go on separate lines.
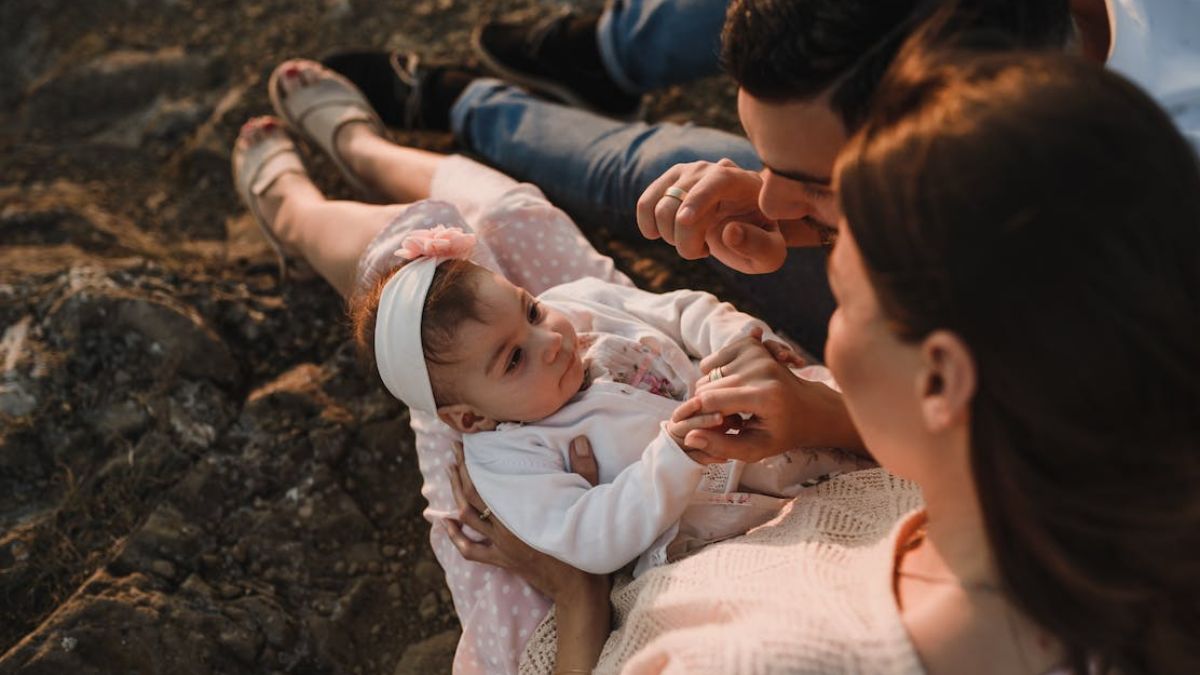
top-left (762, 162), bottom-right (833, 186)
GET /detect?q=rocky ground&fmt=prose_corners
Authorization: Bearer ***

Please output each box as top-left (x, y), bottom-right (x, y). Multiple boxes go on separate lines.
top-left (0, 1), bottom-right (741, 673)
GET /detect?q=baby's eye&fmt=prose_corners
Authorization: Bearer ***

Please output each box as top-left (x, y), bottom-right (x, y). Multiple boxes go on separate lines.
top-left (506, 347), bottom-right (523, 373)
top-left (527, 301), bottom-right (541, 323)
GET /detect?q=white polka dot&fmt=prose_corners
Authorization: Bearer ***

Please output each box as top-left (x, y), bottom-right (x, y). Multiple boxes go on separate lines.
top-left (502, 585), bottom-right (510, 594)
top-left (520, 628), bottom-right (529, 638)
top-left (522, 587), bottom-right (532, 597)
top-left (541, 276), bottom-right (550, 284)
top-left (511, 606), bottom-right (519, 616)
top-left (530, 607), bottom-right (541, 617)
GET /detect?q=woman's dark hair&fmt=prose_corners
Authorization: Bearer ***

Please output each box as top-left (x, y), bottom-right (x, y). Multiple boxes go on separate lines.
top-left (721, 0), bottom-right (1071, 130)
top-left (837, 49), bottom-right (1200, 673)
top-left (348, 258), bottom-right (486, 406)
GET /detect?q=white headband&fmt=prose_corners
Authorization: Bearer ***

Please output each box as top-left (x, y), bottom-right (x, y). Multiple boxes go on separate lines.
top-left (374, 226), bottom-right (477, 413)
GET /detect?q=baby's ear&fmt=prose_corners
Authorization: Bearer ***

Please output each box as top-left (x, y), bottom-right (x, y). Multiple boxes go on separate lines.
top-left (436, 404), bottom-right (498, 433)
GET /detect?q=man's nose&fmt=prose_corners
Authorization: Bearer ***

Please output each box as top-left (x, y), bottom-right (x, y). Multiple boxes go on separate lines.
top-left (758, 170), bottom-right (816, 222)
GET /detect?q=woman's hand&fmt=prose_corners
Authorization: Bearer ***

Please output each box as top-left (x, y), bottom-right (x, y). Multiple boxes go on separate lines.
top-left (444, 438), bottom-right (606, 601)
top-left (445, 438), bottom-right (612, 673)
top-left (673, 329), bottom-right (864, 462)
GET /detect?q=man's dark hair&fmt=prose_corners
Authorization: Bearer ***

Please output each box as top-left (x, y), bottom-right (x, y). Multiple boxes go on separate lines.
top-left (720, 0), bottom-right (1072, 130)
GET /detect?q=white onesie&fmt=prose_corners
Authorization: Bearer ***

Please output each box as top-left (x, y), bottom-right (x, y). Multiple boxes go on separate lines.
top-left (463, 277), bottom-right (838, 575)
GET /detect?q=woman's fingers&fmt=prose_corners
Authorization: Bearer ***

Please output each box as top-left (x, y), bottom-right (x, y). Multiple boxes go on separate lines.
top-left (569, 436), bottom-right (600, 487)
top-left (443, 519), bottom-right (509, 568)
top-left (667, 411), bottom-right (725, 442)
top-left (682, 427), bottom-right (777, 463)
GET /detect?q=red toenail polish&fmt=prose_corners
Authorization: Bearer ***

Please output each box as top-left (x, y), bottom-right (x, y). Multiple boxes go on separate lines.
top-left (285, 65), bottom-right (300, 77)
top-left (263, 120), bottom-right (277, 130)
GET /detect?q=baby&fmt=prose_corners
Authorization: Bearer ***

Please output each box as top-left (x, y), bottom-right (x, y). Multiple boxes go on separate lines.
top-left (366, 225), bottom-right (837, 575)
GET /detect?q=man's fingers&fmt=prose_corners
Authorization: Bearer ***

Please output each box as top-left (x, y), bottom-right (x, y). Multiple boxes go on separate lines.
top-left (636, 168), bottom-right (681, 240)
top-left (569, 436), bottom-right (600, 487)
top-left (722, 222), bottom-right (788, 273)
top-left (654, 194), bottom-right (683, 245)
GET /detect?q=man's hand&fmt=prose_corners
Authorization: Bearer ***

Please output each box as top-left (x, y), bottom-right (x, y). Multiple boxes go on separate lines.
top-left (638, 159), bottom-right (796, 274)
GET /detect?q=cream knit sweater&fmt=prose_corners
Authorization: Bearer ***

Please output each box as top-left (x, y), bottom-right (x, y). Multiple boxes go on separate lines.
top-left (520, 468), bottom-right (927, 674)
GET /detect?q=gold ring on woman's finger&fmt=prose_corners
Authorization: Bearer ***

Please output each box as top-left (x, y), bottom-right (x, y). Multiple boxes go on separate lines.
top-left (709, 365), bottom-right (723, 383)
top-left (478, 507), bottom-right (492, 522)
top-left (662, 186), bottom-right (689, 202)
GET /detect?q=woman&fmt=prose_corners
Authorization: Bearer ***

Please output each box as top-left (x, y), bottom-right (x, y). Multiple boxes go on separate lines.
top-left (449, 49), bottom-right (1200, 673)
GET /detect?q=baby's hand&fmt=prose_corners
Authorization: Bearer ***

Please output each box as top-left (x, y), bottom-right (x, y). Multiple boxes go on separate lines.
top-left (667, 409), bottom-right (731, 464)
top-left (763, 338), bottom-right (806, 369)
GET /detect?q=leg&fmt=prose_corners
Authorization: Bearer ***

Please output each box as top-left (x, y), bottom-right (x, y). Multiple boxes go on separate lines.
top-left (234, 118), bottom-right (411, 298)
top-left (449, 82), bottom-right (835, 355)
top-left (598, 0), bottom-right (730, 93)
top-left (452, 79), bottom-right (760, 236)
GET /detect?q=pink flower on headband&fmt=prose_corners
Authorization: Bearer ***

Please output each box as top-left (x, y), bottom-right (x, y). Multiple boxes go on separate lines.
top-left (395, 225), bottom-right (476, 261)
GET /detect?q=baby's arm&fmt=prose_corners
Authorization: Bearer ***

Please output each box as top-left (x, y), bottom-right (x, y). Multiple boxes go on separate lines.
top-left (466, 427), bottom-right (706, 575)
top-left (588, 281), bottom-right (789, 360)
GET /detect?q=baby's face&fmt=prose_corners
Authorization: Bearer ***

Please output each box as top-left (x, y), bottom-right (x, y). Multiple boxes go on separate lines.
top-left (435, 272), bottom-right (586, 426)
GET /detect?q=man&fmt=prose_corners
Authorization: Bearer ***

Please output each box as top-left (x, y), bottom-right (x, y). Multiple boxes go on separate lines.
top-left (328, 0), bottom-right (1200, 353)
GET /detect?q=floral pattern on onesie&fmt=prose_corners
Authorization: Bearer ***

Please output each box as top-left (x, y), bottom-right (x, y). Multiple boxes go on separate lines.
top-left (577, 333), bottom-right (690, 401)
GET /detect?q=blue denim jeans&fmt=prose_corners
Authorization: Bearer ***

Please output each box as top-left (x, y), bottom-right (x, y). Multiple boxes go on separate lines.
top-left (448, 0), bottom-right (835, 356)
top-left (597, 0), bottom-right (730, 92)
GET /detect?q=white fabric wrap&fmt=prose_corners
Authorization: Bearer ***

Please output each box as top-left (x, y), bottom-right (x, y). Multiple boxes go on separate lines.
top-left (374, 256), bottom-right (441, 413)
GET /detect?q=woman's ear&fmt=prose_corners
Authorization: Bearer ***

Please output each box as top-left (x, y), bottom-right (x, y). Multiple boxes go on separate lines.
top-left (437, 404), bottom-right (498, 434)
top-left (915, 330), bottom-right (976, 433)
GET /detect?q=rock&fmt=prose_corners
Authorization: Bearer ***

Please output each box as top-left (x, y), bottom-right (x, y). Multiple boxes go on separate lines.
top-left (414, 559), bottom-right (443, 590)
top-left (392, 629), bottom-right (459, 675)
top-left (417, 592), bottom-right (438, 621)
top-left (18, 47), bottom-right (221, 136)
top-left (89, 398), bottom-right (149, 437)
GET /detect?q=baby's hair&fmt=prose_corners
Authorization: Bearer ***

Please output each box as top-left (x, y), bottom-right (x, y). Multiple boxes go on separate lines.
top-left (348, 258), bottom-right (488, 407)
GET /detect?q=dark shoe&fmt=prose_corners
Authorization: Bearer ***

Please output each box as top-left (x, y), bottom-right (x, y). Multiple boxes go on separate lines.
top-left (319, 50), bottom-right (480, 131)
top-left (472, 9), bottom-right (644, 120)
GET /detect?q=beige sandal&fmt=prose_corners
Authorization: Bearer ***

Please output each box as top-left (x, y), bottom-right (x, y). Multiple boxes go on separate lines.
top-left (268, 59), bottom-right (386, 200)
top-left (231, 116), bottom-right (305, 281)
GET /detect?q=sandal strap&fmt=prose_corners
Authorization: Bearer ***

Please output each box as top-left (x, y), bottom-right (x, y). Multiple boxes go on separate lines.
top-left (270, 64), bottom-right (385, 198)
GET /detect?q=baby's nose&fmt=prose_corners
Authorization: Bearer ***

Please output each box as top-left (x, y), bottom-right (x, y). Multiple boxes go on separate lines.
top-left (542, 330), bottom-right (563, 363)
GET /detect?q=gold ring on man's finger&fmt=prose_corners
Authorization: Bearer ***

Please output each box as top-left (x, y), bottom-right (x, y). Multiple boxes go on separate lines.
top-left (709, 365), bottom-right (724, 383)
top-left (478, 507), bottom-right (492, 522)
top-left (662, 186), bottom-right (689, 202)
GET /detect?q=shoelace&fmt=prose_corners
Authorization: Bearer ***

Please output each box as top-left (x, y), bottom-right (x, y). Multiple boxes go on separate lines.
top-left (389, 51), bottom-right (426, 130)
top-left (523, 7), bottom-right (576, 62)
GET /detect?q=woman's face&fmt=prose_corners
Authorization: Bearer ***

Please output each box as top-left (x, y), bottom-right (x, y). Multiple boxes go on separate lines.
top-left (823, 223), bottom-right (930, 479)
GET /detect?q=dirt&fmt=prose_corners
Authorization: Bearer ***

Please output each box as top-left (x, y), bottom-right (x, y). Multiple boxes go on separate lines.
top-left (0, 1), bottom-right (741, 673)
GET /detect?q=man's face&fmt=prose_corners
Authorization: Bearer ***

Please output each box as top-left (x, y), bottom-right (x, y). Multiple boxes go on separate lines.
top-left (737, 89), bottom-right (848, 243)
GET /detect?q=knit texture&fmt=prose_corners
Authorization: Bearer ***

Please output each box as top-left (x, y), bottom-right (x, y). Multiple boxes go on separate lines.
top-left (520, 468), bottom-right (926, 674)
